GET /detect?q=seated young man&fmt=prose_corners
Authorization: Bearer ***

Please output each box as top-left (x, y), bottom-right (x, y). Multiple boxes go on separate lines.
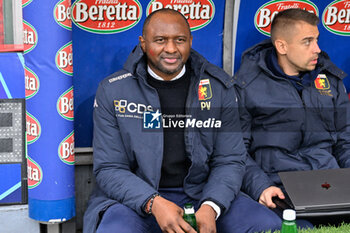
top-left (235, 8), bottom-right (350, 227)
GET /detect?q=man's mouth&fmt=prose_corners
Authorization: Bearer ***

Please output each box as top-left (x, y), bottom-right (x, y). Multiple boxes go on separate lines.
top-left (163, 57), bottom-right (179, 64)
top-left (310, 57), bottom-right (318, 64)
top-left (164, 58), bottom-right (178, 63)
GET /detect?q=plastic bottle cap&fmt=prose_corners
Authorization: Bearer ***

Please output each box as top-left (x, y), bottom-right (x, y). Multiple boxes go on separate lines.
top-left (283, 209), bottom-right (296, 221)
top-left (184, 208), bottom-right (195, 214)
top-left (184, 203), bottom-right (195, 214)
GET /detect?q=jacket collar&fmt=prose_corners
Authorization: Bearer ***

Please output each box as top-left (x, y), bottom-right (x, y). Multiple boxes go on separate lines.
top-left (317, 51), bottom-right (347, 79)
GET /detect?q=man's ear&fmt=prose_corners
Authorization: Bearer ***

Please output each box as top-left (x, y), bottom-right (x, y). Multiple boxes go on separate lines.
top-left (274, 39), bottom-right (287, 55)
top-left (139, 36), bottom-right (146, 52)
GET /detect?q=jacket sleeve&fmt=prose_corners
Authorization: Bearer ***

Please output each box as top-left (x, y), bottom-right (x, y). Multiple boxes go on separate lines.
top-left (333, 80), bottom-right (350, 168)
top-left (199, 86), bottom-right (246, 213)
top-left (92, 82), bottom-right (157, 216)
top-left (234, 83), bottom-right (274, 200)
top-left (242, 156), bottom-right (275, 200)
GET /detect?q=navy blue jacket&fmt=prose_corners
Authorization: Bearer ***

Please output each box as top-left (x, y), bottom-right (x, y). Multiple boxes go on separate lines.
top-left (234, 39), bottom-right (350, 187)
top-left (83, 45), bottom-right (247, 233)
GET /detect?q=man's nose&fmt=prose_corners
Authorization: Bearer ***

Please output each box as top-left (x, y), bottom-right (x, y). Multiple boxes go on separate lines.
top-left (314, 42), bottom-right (321, 54)
top-left (164, 40), bottom-right (177, 53)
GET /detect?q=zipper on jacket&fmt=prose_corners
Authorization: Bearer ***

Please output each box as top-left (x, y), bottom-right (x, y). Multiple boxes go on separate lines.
top-left (266, 70), bottom-right (307, 135)
top-left (184, 74), bottom-right (199, 162)
top-left (136, 71), bottom-right (164, 190)
top-left (283, 77), bottom-right (307, 143)
top-left (183, 67), bottom-right (203, 187)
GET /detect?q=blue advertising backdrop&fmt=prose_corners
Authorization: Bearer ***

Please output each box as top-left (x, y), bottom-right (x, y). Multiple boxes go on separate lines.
top-left (234, 0), bottom-right (350, 92)
top-left (73, 0), bottom-right (226, 147)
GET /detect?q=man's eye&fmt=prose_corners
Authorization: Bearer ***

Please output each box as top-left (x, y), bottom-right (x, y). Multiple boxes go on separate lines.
top-left (177, 38), bottom-right (185, 43)
top-left (155, 38), bottom-right (164, 43)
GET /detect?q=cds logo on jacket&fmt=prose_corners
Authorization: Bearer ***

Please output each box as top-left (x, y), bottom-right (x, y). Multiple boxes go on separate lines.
top-left (71, 0), bottom-right (142, 34)
top-left (255, 0), bottom-right (318, 36)
top-left (146, 0), bottom-right (215, 31)
top-left (114, 99), bottom-right (153, 117)
top-left (323, 0), bottom-right (350, 36)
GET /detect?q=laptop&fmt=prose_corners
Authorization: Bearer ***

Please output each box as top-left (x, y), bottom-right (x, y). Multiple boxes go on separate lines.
top-left (278, 168), bottom-right (350, 217)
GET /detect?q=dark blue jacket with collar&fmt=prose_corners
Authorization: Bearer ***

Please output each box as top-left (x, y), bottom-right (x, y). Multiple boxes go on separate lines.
top-left (83, 45), bottom-right (248, 233)
top-left (234, 39), bottom-right (350, 190)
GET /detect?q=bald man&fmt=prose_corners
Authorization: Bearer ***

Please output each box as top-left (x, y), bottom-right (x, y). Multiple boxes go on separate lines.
top-left (235, 8), bottom-right (350, 226)
top-left (84, 8), bottom-right (282, 233)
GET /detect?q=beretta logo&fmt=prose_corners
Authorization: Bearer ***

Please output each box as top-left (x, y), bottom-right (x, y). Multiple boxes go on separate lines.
top-left (58, 131), bottom-right (75, 165)
top-left (26, 111), bottom-right (41, 144)
top-left (54, 0), bottom-right (72, 30)
top-left (323, 0), bottom-right (350, 36)
top-left (27, 156), bottom-right (43, 189)
top-left (23, 20), bottom-right (38, 54)
top-left (25, 66), bottom-right (40, 100)
top-left (23, 0), bottom-right (33, 7)
top-left (56, 41), bottom-right (73, 76)
top-left (57, 86), bottom-right (74, 121)
top-left (255, 0), bottom-right (318, 36)
top-left (71, 0), bottom-right (142, 34)
top-left (146, 0), bottom-right (215, 31)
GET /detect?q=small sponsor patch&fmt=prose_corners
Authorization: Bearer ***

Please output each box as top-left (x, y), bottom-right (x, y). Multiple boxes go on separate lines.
top-left (109, 73), bottom-right (132, 83)
top-left (314, 74), bottom-right (330, 90)
top-left (318, 90), bottom-right (333, 97)
top-left (198, 79), bottom-right (212, 100)
top-left (93, 98), bottom-right (98, 108)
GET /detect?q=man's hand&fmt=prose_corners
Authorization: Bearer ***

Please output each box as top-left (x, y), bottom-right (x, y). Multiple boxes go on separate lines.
top-left (151, 196), bottom-right (196, 233)
top-left (195, 204), bottom-right (217, 233)
top-left (259, 186), bottom-right (285, 208)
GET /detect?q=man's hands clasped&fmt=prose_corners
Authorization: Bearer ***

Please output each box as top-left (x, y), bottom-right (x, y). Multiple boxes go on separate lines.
top-left (151, 196), bottom-right (217, 233)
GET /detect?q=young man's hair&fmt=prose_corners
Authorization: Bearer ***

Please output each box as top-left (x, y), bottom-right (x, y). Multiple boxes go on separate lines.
top-left (270, 8), bottom-right (319, 43)
top-left (142, 8), bottom-right (191, 37)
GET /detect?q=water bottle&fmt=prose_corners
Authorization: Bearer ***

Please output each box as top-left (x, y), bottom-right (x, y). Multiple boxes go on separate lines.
top-left (281, 209), bottom-right (298, 233)
top-left (183, 203), bottom-right (198, 231)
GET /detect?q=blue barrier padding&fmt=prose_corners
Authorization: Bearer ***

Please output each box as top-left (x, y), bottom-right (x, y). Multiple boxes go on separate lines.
top-left (28, 196), bottom-right (76, 222)
top-left (23, 0), bottom-right (75, 222)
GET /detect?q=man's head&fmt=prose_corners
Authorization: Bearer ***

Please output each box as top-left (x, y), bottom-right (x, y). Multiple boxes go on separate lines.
top-left (139, 9), bottom-right (193, 81)
top-left (270, 9), bottom-right (321, 76)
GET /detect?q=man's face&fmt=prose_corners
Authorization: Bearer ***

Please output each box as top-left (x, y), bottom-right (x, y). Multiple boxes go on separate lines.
top-left (283, 21), bottom-right (321, 76)
top-left (139, 12), bottom-right (192, 81)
